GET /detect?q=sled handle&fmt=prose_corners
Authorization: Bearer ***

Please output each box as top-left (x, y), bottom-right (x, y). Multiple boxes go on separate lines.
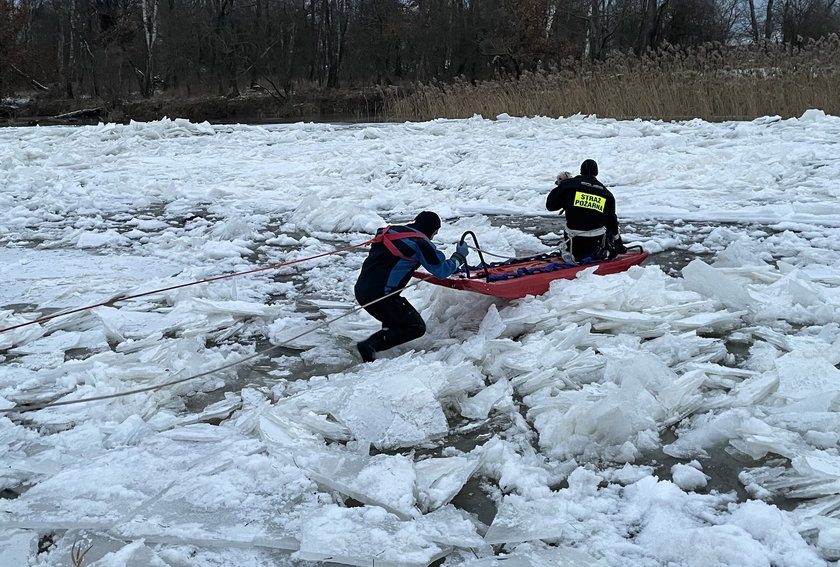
top-left (460, 231), bottom-right (491, 282)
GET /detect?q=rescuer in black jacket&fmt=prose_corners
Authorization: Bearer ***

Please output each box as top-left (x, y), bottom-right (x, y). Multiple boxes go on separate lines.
top-left (546, 159), bottom-right (624, 262)
top-left (354, 211), bottom-right (468, 362)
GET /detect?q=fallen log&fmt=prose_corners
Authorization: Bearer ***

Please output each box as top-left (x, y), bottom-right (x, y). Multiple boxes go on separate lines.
top-left (52, 107), bottom-right (104, 120)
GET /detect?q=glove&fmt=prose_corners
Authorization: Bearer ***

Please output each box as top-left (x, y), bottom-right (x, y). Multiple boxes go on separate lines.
top-left (606, 233), bottom-right (627, 259)
top-left (451, 241), bottom-right (469, 266)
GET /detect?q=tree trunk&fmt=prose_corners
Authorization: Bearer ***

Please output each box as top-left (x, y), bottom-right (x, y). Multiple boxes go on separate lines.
top-left (764, 0), bottom-right (775, 39)
top-left (61, 0), bottom-right (77, 98)
top-left (747, 0), bottom-right (759, 42)
top-left (635, 0), bottom-right (668, 54)
top-left (140, 0), bottom-right (159, 97)
top-left (586, 0), bottom-right (602, 60)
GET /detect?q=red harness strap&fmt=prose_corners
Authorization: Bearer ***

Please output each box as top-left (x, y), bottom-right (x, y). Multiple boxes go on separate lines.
top-left (372, 225), bottom-right (429, 262)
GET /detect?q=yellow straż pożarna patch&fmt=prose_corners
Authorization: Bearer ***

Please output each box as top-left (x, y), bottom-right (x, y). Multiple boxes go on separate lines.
top-left (573, 191), bottom-right (606, 212)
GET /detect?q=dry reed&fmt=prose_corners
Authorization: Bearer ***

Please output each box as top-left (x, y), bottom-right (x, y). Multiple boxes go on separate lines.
top-left (382, 36), bottom-right (840, 122)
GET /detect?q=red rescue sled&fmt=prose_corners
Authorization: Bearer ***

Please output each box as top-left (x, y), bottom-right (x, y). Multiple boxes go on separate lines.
top-left (414, 249), bottom-right (648, 300)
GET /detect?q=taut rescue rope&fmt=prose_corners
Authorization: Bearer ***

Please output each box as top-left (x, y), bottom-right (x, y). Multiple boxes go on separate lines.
top-left (0, 239), bottom-right (375, 334)
top-left (0, 281), bottom-right (419, 414)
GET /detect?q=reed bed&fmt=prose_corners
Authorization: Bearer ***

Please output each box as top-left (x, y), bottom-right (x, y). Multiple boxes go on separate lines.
top-left (382, 37), bottom-right (840, 122)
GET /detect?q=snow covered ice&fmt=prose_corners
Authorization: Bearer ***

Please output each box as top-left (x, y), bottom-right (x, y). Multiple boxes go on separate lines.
top-left (1, 110), bottom-right (840, 566)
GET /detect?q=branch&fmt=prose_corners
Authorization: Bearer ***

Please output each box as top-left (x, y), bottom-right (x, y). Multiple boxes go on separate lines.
top-left (9, 64), bottom-right (49, 91)
top-left (53, 107), bottom-right (103, 119)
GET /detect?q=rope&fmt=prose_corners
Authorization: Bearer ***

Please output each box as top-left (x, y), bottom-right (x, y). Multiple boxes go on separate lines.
top-left (464, 243), bottom-right (516, 260)
top-left (0, 239), bottom-right (375, 335)
top-left (0, 281), bottom-right (420, 414)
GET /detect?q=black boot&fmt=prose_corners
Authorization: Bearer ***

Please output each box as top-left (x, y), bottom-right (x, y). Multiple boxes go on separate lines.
top-left (356, 339), bottom-right (376, 362)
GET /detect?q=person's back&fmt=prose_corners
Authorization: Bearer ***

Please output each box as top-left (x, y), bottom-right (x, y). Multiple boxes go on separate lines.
top-left (546, 159), bottom-right (621, 262)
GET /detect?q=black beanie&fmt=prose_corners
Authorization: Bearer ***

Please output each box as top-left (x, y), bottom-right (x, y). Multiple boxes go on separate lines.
top-left (580, 159), bottom-right (599, 176)
top-left (411, 211), bottom-right (441, 238)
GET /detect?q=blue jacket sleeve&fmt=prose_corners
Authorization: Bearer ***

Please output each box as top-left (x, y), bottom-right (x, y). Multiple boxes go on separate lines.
top-left (408, 238), bottom-right (461, 279)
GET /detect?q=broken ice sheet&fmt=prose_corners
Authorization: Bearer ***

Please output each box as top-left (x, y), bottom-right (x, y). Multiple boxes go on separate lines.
top-left (292, 449), bottom-right (419, 519)
top-left (576, 308), bottom-right (670, 337)
top-left (530, 380), bottom-right (661, 462)
top-left (773, 352), bottom-right (840, 400)
top-left (671, 310), bottom-right (746, 333)
top-left (0, 529), bottom-right (32, 566)
top-left (415, 454), bottom-right (482, 513)
top-left (112, 447), bottom-right (315, 550)
top-left (459, 378), bottom-right (513, 420)
top-left (484, 468), bottom-right (614, 546)
top-left (7, 328), bottom-right (107, 356)
top-left (266, 314), bottom-right (331, 349)
top-left (483, 493), bottom-right (574, 545)
top-left (294, 504), bottom-right (451, 567)
top-left (682, 259), bottom-right (755, 311)
top-left (328, 365), bottom-right (450, 450)
top-left (0, 435), bottom-right (227, 529)
top-left (414, 505), bottom-right (490, 550)
top-left (456, 543), bottom-right (604, 566)
top-left (260, 407), bottom-right (339, 448)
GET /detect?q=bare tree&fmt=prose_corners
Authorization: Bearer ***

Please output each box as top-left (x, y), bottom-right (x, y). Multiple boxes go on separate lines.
top-left (746, 0), bottom-right (760, 41)
top-left (766, 0), bottom-right (776, 37)
top-left (139, 0), bottom-right (159, 96)
top-left (635, 0), bottom-right (669, 53)
top-left (0, 0), bottom-right (34, 95)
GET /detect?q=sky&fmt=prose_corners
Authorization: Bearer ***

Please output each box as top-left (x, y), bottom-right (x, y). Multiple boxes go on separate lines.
top-left (1, 110), bottom-right (840, 566)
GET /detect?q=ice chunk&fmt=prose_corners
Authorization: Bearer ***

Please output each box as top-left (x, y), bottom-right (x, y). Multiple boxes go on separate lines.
top-left (294, 505), bottom-right (449, 567)
top-left (330, 369), bottom-right (449, 450)
top-left (818, 527), bottom-right (840, 561)
top-left (713, 238), bottom-right (771, 267)
top-left (682, 259), bottom-right (754, 310)
top-left (413, 505), bottom-right (490, 551)
top-left (664, 408), bottom-right (752, 459)
top-left (576, 308), bottom-right (669, 337)
top-left (259, 407), bottom-right (332, 448)
top-left (111, 441), bottom-right (314, 551)
top-left (477, 304), bottom-right (507, 340)
top-left (460, 378), bottom-right (513, 419)
top-left (176, 392), bottom-right (241, 427)
top-left (728, 418), bottom-right (805, 461)
top-left (728, 500), bottom-right (825, 564)
top-left (457, 546), bottom-right (604, 566)
top-left (672, 310), bottom-right (745, 333)
top-left (104, 414), bottom-right (154, 448)
top-left (739, 450), bottom-right (840, 504)
top-left (484, 494), bottom-right (568, 544)
top-left (774, 352), bottom-right (840, 400)
top-left (603, 350), bottom-right (677, 392)
top-left (640, 525), bottom-right (770, 567)
top-left (0, 436), bottom-right (224, 529)
top-left (806, 516), bottom-right (840, 561)
top-left (7, 328), bottom-right (105, 355)
top-left (415, 455), bottom-right (481, 512)
top-left (671, 462), bottom-right (709, 491)
top-left (0, 530), bottom-right (33, 566)
top-left (292, 449), bottom-right (418, 519)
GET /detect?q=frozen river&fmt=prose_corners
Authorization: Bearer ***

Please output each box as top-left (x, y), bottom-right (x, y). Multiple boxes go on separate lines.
top-left (2, 114), bottom-right (840, 566)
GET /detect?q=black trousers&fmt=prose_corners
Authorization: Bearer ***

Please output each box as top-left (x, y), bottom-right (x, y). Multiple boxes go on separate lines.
top-left (360, 294), bottom-right (426, 353)
top-left (564, 232), bottom-right (607, 262)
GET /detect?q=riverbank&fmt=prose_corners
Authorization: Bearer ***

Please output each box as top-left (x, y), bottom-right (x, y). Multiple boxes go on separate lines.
top-left (5, 37), bottom-right (839, 127)
top-left (0, 87), bottom-right (389, 127)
